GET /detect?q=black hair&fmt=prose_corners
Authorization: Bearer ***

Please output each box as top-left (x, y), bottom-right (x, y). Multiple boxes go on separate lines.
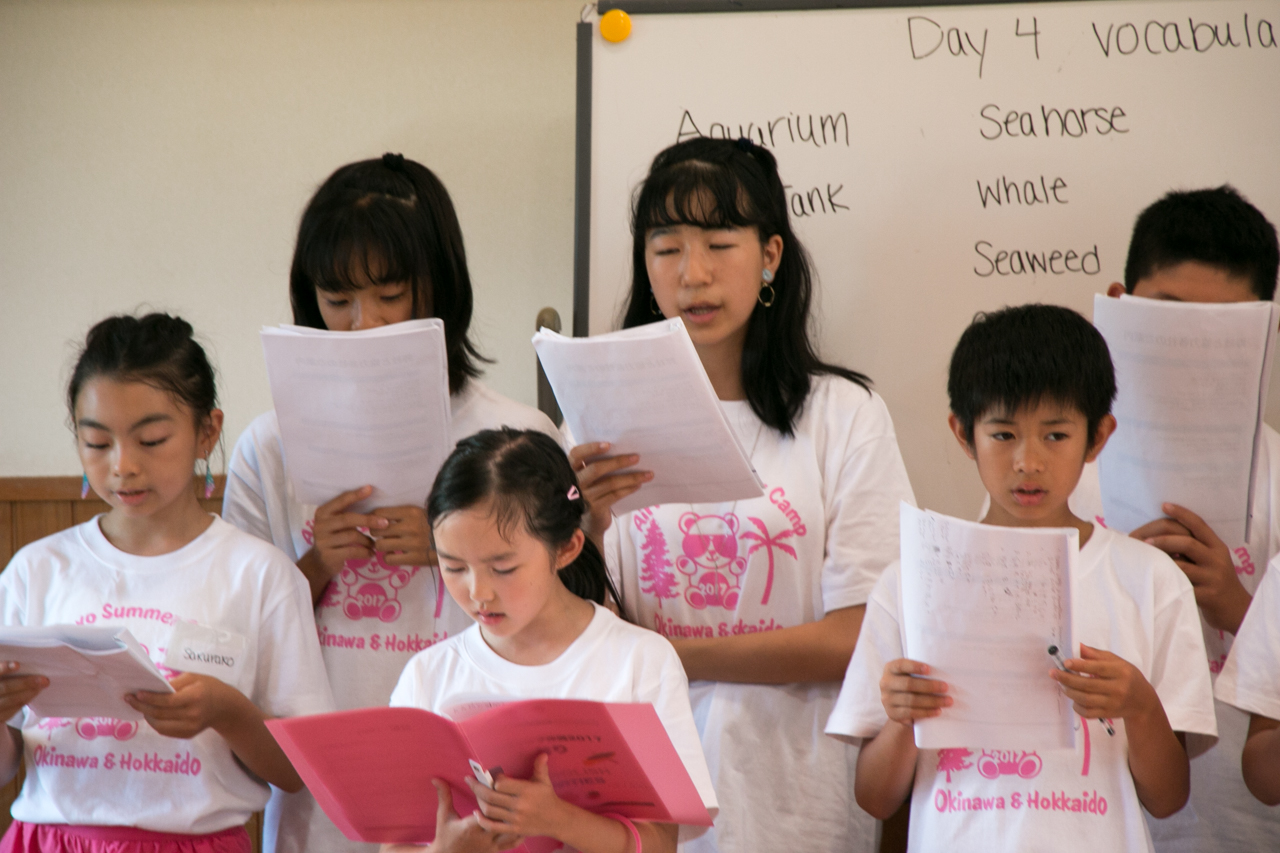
top-left (67, 313), bottom-right (218, 427)
top-left (1125, 185), bottom-right (1279, 300)
top-left (948, 304), bottom-right (1115, 447)
top-left (620, 137), bottom-right (868, 437)
top-left (427, 428), bottom-right (622, 608)
top-left (289, 153), bottom-right (488, 393)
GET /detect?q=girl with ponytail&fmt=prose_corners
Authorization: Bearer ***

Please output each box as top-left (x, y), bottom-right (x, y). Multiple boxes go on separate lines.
top-left (384, 429), bottom-right (717, 853)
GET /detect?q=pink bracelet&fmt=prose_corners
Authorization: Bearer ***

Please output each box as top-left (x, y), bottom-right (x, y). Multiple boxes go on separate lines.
top-left (600, 812), bottom-right (641, 853)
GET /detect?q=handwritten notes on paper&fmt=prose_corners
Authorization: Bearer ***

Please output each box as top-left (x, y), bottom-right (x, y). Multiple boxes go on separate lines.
top-left (533, 320), bottom-right (763, 513)
top-left (260, 319), bottom-right (451, 513)
top-left (899, 504), bottom-right (1076, 750)
top-left (1094, 295), bottom-right (1279, 543)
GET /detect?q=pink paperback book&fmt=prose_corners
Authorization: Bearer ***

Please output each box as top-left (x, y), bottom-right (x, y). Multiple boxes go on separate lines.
top-left (266, 699), bottom-right (712, 850)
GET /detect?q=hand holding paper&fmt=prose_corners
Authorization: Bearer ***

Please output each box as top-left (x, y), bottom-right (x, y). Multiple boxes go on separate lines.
top-left (1093, 295), bottom-right (1279, 544)
top-left (0, 626), bottom-right (173, 721)
top-left (1128, 502), bottom-right (1250, 634)
top-left (260, 318), bottom-right (451, 513)
top-left (534, 320), bottom-right (762, 514)
top-left (0, 664), bottom-right (50, 722)
top-left (898, 504), bottom-right (1077, 750)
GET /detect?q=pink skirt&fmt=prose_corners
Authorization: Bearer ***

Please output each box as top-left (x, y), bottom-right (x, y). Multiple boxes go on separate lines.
top-left (0, 822), bottom-right (251, 853)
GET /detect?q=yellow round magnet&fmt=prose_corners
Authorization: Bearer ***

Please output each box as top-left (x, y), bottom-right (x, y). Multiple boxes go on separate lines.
top-left (600, 9), bottom-right (632, 43)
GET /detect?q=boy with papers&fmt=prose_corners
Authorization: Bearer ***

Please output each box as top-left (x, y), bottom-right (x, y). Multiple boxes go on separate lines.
top-left (826, 305), bottom-right (1216, 852)
top-left (1078, 187), bottom-right (1280, 853)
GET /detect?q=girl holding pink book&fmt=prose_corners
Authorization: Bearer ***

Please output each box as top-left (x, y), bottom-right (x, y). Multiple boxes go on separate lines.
top-left (385, 428), bottom-right (716, 853)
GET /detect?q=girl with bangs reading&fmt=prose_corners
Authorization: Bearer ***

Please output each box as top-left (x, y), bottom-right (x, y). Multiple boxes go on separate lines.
top-left (221, 154), bottom-right (560, 853)
top-left (571, 137), bottom-right (916, 853)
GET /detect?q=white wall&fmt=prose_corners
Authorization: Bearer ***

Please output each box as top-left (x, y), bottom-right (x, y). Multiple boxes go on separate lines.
top-left (0, 0), bottom-right (582, 475)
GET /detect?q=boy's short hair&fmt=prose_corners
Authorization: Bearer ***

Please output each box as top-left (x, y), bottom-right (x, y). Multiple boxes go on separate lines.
top-left (948, 304), bottom-right (1116, 446)
top-left (1124, 186), bottom-right (1279, 300)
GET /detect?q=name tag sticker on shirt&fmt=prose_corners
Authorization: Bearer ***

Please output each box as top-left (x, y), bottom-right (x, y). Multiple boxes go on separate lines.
top-left (163, 621), bottom-right (247, 682)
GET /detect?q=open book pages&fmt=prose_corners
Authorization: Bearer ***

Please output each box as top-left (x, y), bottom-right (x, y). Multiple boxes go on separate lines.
top-left (1094, 295), bottom-right (1279, 542)
top-left (533, 319), bottom-right (763, 513)
top-left (267, 700), bottom-right (712, 849)
top-left (0, 625), bottom-right (173, 721)
top-left (260, 318), bottom-right (451, 512)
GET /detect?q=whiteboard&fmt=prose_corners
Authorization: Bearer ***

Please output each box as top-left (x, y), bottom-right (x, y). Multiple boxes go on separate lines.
top-left (582, 0), bottom-right (1280, 518)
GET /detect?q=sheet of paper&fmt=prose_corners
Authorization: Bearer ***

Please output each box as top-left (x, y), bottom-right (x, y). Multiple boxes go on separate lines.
top-left (1094, 295), bottom-right (1278, 543)
top-left (532, 320), bottom-right (763, 513)
top-left (899, 504), bottom-right (1076, 750)
top-left (261, 318), bottom-right (451, 512)
top-left (267, 701), bottom-right (711, 848)
top-left (0, 626), bottom-right (173, 721)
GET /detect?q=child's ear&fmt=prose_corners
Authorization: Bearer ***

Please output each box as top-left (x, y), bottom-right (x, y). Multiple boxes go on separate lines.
top-left (554, 528), bottom-right (586, 571)
top-left (199, 408), bottom-right (225, 457)
top-left (1084, 414), bottom-right (1117, 463)
top-left (1106, 282), bottom-right (1125, 298)
top-left (947, 413), bottom-right (977, 461)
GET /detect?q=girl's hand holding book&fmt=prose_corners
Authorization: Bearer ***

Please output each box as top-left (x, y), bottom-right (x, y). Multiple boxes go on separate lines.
top-left (468, 754), bottom-right (569, 840)
top-left (381, 779), bottom-right (524, 853)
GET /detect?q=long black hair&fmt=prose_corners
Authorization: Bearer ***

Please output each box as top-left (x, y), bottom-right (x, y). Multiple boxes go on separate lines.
top-left (427, 429), bottom-right (622, 608)
top-left (289, 153), bottom-right (488, 393)
top-left (621, 137), bottom-right (868, 436)
top-left (68, 313), bottom-right (218, 428)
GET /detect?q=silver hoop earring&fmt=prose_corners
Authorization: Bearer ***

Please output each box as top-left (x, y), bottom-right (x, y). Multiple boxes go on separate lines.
top-left (758, 282), bottom-right (776, 308)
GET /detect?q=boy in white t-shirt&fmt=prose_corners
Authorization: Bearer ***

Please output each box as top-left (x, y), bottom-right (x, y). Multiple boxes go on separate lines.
top-left (1071, 187), bottom-right (1280, 853)
top-left (827, 304), bottom-right (1216, 852)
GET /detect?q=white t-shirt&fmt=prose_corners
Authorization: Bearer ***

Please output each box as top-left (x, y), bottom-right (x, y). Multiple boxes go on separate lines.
top-left (389, 603), bottom-right (718, 844)
top-left (0, 516), bottom-right (333, 834)
top-left (222, 379), bottom-right (560, 853)
top-left (1216, 551), bottom-right (1280, 703)
top-left (605, 376), bottom-right (916, 853)
top-left (1064, 426), bottom-right (1280, 853)
top-left (825, 525), bottom-right (1217, 853)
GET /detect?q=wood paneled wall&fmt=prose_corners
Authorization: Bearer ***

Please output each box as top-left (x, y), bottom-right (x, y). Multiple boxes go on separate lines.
top-left (0, 476), bottom-right (263, 849)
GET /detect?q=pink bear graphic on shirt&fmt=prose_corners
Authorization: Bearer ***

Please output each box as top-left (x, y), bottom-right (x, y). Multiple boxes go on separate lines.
top-left (675, 512), bottom-right (748, 610)
top-left (304, 519), bottom-right (421, 622)
top-left (336, 552), bottom-right (417, 623)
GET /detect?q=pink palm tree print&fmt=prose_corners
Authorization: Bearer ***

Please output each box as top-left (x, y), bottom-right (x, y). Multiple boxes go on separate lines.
top-left (741, 517), bottom-right (797, 605)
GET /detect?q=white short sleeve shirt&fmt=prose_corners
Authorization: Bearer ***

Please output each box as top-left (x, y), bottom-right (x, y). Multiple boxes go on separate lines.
top-left (0, 517), bottom-right (333, 834)
top-left (826, 526), bottom-right (1216, 853)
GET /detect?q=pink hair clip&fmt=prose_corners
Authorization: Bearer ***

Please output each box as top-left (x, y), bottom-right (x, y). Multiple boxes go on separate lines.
top-left (567, 486), bottom-right (580, 501)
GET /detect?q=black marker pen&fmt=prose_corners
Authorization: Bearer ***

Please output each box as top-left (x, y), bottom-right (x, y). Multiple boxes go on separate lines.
top-left (1048, 644), bottom-right (1115, 736)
